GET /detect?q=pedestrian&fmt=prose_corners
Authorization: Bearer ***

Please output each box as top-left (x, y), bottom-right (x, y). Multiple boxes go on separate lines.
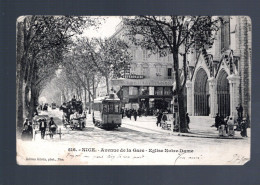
top-left (156, 111), bottom-right (163, 127)
top-left (39, 118), bottom-right (47, 139)
top-left (49, 117), bottom-right (57, 139)
top-left (144, 108), bottom-right (147, 117)
top-left (21, 118), bottom-right (33, 140)
top-left (71, 95), bottom-right (77, 107)
top-left (134, 110), bottom-right (138, 121)
top-left (225, 116), bottom-right (229, 134)
top-left (186, 113), bottom-right (190, 130)
top-left (121, 108), bottom-right (124, 119)
top-left (138, 108), bottom-right (142, 118)
top-left (214, 113), bottom-right (221, 130)
top-left (236, 104), bottom-right (243, 119)
top-left (227, 117), bottom-right (235, 136)
top-left (129, 109), bottom-right (132, 120)
top-left (219, 115), bottom-right (227, 137)
top-left (240, 118), bottom-right (248, 137)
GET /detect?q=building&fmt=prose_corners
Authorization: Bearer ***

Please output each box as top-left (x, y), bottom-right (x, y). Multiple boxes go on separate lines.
top-left (186, 16), bottom-right (251, 120)
top-left (110, 22), bottom-right (175, 113)
top-left (108, 16), bottom-right (251, 119)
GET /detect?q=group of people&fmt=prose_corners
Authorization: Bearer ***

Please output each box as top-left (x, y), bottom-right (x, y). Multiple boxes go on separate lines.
top-left (21, 117), bottom-right (58, 140)
top-left (156, 110), bottom-right (167, 127)
top-left (38, 117), bottom-right (58, 139)
top-left (214, 113), bottom-right (248, 137)
top-left (69, 110), bottom-right (86, 129)
top-left (122, 109), bottom-right (139, 121)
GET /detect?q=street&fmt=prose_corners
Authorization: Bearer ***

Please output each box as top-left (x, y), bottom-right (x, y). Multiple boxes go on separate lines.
top-left (31, 108), bottom-right (251, 146)
top-left (15, 108), bottom-right (250, 165)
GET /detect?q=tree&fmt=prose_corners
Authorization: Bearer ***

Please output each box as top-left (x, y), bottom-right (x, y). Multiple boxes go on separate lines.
top-left (87, 37), bottom-right (132, 94)
top-left (123, 16), bottom-right (221, 133)
top-left (16, 16), bottom-right (96, 128)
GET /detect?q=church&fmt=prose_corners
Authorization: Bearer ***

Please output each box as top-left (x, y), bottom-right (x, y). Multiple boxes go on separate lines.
top-left (185, 16), bottom-right (251, 120)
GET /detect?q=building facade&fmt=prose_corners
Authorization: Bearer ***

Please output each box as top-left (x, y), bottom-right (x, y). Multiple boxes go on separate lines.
top-left (111, 22), bottom-right (175, 112)
top-left (186, 16), bottom-right (251, 119)
top-left (109, 16), bottom-right (251, 119)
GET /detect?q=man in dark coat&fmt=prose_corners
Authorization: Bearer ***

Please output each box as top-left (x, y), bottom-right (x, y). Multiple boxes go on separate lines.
top-left (133, 110), bottom-right (138, 121)
top-left (156, 111), bottom-right (163, 127)
top-left (236, 104), bottom-right (243, 119)
top-left (121, 108), bottom-right (124, 119)
top-left (39, 119), bottom-right (47, 139)
top-left (215, 113), bottom-right (221, 130)
top-left (138, 108), bottom-right (142, 118)
top-left (129, 109), bottom-right (132, 120)
top-left (240, 118), bottom-right (248, 137)
top-left (186, 113), bottom-right (190, 130)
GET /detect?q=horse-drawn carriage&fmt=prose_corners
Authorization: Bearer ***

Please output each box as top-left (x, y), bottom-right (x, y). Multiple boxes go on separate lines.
top-left (60, 100), bottom-right (86, 130)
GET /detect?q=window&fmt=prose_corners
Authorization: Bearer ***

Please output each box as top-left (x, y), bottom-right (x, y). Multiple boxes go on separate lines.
top-left (155, 87), bottom-right (163, 95)
top-left (168, 53), bottom-right (172, 61)
top-left (168, 68), bottom-right (172, 79)
top-left (221, 17), bottom-right (230, 51)
top-left (131, 66), bottom-right (136, 74)
top-left (132, 49), bottom-right (137, 60)
top-left (156, 66), bottom-right (162, 77)
top-left (164, 87), bottom-right (172, 95)
top-left (142, 49), bottom-right (147, 61)
top-left (141, 67), bottom-right (148, 76)
top-left (129, 87), bottom-right (139, 95)
top-left (140, 86), bottom-right (149, 95)
top-left (114, 104), bottom-right (120, 113)
top-left (156, 53), bottom-right (159, 61)
top-left (103, 104), bottom-right (108, 113)
top-left (109, 103), bottom-right (114, 113)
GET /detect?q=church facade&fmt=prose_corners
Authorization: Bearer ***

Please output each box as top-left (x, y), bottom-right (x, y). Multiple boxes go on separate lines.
top-left (186, 16), bottom-right (251, 119)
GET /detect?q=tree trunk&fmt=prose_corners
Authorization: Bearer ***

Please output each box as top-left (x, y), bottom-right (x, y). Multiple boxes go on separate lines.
top-left (28, 82), bottom-right (36, 119)
top-left (84, 87), bottom-right (87, 110)
top-left (16, 22), bottom-right (24, 129)
top-left (105, 75), bottom-right (109, 95)
top-left (87, 78), bottom-right (91, 114)
top-left (92, 74), bottom-right (95, 99)
top-left (173, 50), bottom-right (188, 133)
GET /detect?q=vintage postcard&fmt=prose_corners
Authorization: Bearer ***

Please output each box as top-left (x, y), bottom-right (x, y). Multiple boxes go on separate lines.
top-left (16, 16), bottom-right (251, 165)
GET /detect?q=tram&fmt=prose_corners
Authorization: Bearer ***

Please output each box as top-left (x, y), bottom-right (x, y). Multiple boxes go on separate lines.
top-left (92, 93), bottom-right (122, 130)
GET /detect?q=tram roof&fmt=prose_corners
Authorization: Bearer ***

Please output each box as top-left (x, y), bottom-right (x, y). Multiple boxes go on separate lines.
top-left (94, 94), bottom-right (120, 103)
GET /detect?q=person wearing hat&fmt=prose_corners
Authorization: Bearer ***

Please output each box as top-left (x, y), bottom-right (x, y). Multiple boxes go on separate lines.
top-left (39, 118), bottom-right (47, 139)
top-left (49, 117), bottom-right (57, 139)
top-left (21, 118), bottom-right (33, 140)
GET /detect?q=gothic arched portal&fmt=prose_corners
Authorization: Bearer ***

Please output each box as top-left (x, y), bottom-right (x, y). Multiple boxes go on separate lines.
top-left (194, 68), bottom-right (210, 116)
top-left (217, 70), bottom-right (230, 117)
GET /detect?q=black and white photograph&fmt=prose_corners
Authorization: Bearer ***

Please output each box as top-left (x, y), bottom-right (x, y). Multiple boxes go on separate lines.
top-left (16, 16), bottom-right (251, 165)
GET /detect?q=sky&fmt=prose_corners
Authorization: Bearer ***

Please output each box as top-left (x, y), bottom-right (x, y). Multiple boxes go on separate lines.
top-left (82, 16), bottom-right (122, 39)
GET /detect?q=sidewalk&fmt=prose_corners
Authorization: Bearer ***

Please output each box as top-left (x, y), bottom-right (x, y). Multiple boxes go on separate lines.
top-left (122, 115), bottom-right (250, 139)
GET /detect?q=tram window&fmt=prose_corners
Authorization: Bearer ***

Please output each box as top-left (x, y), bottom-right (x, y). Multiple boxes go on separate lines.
top-left (109, 103), bottom-right (114, 113)
top-left (103, 104), bottom-right (107, 113)
top-left (114, 104), bottom-right (120, 113)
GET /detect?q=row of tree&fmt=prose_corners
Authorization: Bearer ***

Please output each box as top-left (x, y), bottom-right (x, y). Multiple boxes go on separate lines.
top-left (16, 16), bottom-right (96, 128)
top-left (56, 36), bottom-right (131, 113)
